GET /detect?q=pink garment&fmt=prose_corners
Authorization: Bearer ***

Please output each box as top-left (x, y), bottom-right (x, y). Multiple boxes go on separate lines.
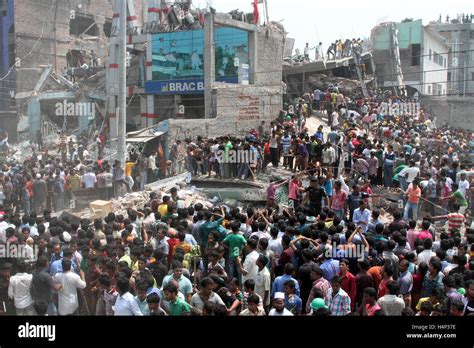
top-left (407, 229), bottom-right (420, 250)
top-left (288, 180), bottom-right (301, 200)
top-left (417, 230), bottom-right (433, 241)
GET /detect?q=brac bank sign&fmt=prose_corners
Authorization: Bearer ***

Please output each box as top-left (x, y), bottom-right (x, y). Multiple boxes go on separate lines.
top-left (145, 79), bottom-right (205, 95)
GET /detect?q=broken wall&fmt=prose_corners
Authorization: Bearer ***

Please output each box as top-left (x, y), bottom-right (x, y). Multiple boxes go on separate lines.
top-left (166, 84), bottom-right (282, 143)
top-left (253, 25), bottom-right (285, 87)
top-left (13, 0), bottom-right (124, 92)
top-left (422, 95), bottom-right (474, 130)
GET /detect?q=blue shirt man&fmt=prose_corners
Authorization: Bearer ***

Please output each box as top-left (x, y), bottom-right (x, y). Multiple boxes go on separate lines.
top-left (271, 274), bottom-right (300, 298)
top-left (320, 257), bottom-right (340, 282)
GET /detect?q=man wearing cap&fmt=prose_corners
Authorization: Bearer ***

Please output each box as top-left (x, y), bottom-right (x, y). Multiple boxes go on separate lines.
top-left (309, 298), bottom-right (328, 315)
top-left (268, 292), bottom-right (293, 316)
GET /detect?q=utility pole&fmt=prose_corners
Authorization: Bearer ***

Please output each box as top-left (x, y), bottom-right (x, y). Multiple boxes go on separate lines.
top-left (464, 61), bottom-right (467, 97)
top-left (53, 0), bottom-right (59, 72)
top-left (264, 0), bottom-right (270, 24)
top-left (451, 38), bottom-right (463, 95)
top-left (117, 0), bottom-right (127, 167)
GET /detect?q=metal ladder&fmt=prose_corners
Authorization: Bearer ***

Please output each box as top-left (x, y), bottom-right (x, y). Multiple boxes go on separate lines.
top-left (354, 61), bottom-right (369, 98)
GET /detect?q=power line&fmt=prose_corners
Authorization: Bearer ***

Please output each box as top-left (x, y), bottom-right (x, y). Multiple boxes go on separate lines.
top-left (0, 77), bottom-right (473, 105)
top-left (0, 0), bottom-right (56, 81)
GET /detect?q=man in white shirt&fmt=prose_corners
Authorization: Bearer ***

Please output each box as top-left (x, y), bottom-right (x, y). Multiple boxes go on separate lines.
top-left (268, 292), bottom-right (294, 316)
top-left (322, 143), bottom-right (336, 167)
top-left (254, 255), bottom-right (271, 309)
top-left (81, 168), bottom-right (97, 189)
top-left (268, 229), bottom-right (283, 266)
top-left (114, 275), bottom-right (143, 316)
top-left (458, 172), bottom-right (470, 197)
top-left (0, 218), bottom-right (11, 242)
top-left (250, 222), bottom-right (271, 241)
top-left (148, 152), bottom-right (158, 181)
top-left (190, 277), bottom-right (225, 314)
top-left (238, 239), bottom-right (260, 284)
top-left (53, 259), bottom-right (86, 316)
top-left (416, 239), bottom-right (436, 266)
top-left (8, 262), bottom-right (34, 315)
top-left (398, 161), bottom-right (420, 191)
top-left (376, 280), bottom-right (406, 315)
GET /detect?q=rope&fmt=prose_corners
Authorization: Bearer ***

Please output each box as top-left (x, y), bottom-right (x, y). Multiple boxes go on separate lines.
top-left (269, 163), bottom-right (465, 215)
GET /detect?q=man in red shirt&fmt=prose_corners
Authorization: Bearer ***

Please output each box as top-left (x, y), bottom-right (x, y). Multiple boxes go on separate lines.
top-left (417, 220), bottom-right (433, 241)
top-left (358, 287), bottom-right (381, 316)
top-left (339, 259), bottom-right (357, 310)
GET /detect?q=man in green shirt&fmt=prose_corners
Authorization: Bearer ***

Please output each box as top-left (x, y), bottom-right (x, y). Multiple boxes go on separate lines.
top-left (392, 164), bottom-right (408, 185)
top-left (199, 208), bottom-right (225, 251)
top-left (163, 283), bottom-right (191, 316)
top-left (223, 220), bottom-right (247, 283)
top-left (223, 137), bottom-right (233, 179)
top-left (448, 183), bottom-right (468, 214)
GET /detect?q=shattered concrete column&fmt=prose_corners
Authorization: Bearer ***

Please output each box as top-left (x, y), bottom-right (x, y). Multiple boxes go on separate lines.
top-left (147, 95), bottom-right (155, 127)
top-left (204, 13), bottom-right (215, 119)
top-left (95, 15), bottom-right (106, 40)
top-left (140, 96), bottom-right (147, 128)
top-left (145, 27), bottom-right (155, 128)
top-left (109, 95), bottom-right (118, 138)
top-left (27, 97), bottom-right (41, 140)
top-left (248, 29), bottom-right (257, 85)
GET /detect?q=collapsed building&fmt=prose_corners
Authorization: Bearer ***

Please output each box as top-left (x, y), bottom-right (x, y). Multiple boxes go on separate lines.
top-left (1, 0), bottom-right (286, 156)
top-left (0, 0), bottom-right (148, 143)
top-left (283, 52), bottom-right (376, 100)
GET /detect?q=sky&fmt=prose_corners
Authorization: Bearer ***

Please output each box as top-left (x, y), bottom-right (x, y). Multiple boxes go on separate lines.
top-left (192, 0), bottom-right (473, 53)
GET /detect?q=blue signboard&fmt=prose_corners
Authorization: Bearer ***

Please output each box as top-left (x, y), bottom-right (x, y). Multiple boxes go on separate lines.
top-left (148, 27), bottom-right (248, 94)
top-left (145, 79), bottom-right (204, 95)
top-left (145, 77), bottom-right (239, 95)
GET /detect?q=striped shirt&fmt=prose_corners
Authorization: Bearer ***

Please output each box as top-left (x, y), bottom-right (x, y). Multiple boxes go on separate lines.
top-left (447, 213), bottom-right (465, 233)
top-left (326, 288), bottom-right (351, 316)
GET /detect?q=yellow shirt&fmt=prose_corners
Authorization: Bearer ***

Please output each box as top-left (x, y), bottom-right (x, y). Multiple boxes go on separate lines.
top-left (131, 260), bottom-right (139, 272)
top-left (158, 204), bottom-right (168, 216)
top-left (125, 162), bottom-right (135, 177)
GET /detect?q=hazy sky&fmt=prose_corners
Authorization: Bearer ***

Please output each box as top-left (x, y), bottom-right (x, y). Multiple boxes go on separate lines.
top-left (193, 0), bottom-right (473, 52)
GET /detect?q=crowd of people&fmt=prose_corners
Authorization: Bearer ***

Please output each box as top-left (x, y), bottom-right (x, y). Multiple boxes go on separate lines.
top-left (297, 39), bottom-right (366, 64)
top-left (0, 86), bottom-right (474, 317)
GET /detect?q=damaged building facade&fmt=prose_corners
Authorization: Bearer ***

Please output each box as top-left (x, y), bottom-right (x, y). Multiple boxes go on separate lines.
top-left (371, 19), bottom-right (449, 97)
top-left (2, 0), bottom-right (146, 142)
top-left (3, 0), bottom-right (285, 147)
top-left (107, 0), bottom-right (286, 144)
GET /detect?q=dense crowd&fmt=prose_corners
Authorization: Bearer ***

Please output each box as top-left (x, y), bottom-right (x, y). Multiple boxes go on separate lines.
top-left (1, 88), bottom-right (474, 317)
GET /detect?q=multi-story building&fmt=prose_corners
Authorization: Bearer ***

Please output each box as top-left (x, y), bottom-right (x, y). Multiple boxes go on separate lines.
top-left (371, 19), bottom-right (450, 97)
top-left (428, 17), bottom-right (474, 96)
